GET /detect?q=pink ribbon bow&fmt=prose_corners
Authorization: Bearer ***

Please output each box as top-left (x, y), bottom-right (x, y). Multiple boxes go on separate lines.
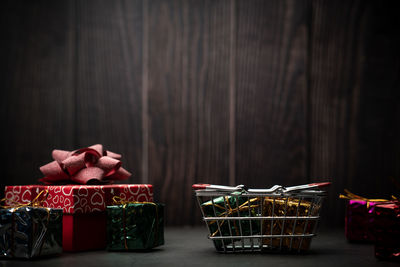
top-left (39, 144), bottom-right (131, 184)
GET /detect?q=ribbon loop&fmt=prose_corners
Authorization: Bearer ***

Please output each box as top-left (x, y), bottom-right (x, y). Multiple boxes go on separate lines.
top-left (39, 144), bottom-right (131, 185)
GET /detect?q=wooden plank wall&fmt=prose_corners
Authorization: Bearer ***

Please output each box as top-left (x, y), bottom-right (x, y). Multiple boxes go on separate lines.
top-left (0, 0), bottom-right (399, 226)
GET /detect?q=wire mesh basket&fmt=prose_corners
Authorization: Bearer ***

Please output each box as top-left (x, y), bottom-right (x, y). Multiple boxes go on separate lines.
top-left (193, 183), bottom-right (329, 253)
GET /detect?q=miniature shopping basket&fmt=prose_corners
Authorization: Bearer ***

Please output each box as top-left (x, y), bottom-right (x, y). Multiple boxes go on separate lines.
top-left (193, 182), bottom-right (330, 253)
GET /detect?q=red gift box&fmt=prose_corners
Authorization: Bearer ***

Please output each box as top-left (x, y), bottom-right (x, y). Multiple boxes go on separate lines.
top-left (5, 185), bottom-right (45, 204)
top-left (4, 184), bottom-right (153, 251)
top-left (374, 201), bottom-right (400, 261)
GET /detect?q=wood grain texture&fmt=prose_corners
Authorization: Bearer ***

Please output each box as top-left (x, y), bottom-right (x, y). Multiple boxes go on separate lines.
top-left (74, 0), bottom-right (143, 183)
top-left (351, 1), bottom-right (400, 198)
top-left (0, 0), bottom-right (399, 226)
top-left (307, 0), bottom-right (398, 226)
top-left (147, 0), bottom-right (231, 225)
top-left (235, 0), bottom-right (309, 188)
top-left (0, 0), bottom-right (76, 194)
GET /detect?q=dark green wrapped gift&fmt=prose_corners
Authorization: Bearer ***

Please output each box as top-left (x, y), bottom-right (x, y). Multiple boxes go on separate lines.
top-left (107, 202), bottom-right (164, 250)
top-left (0, 206), bottom-right (63, 259)
top-left (201, 193), bottom-right (260, 250)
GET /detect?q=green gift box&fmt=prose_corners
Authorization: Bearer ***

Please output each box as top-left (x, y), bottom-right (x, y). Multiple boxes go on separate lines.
top-left (106, 202), bottom-right (164, 250)
top-left (201, 193), bottom-right (260, 250)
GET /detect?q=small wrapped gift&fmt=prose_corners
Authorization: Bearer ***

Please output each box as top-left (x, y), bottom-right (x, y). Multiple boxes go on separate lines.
top-left (262, 197), bottom-right (319, 251)
top-left (200, 193), bottom-right (260, 250)
top-left (5, 184), bottom-right (154, 251)
top-left (374, 201), bottom-right (400, 261)
top-left (107, 199), bottom-right (164, 250)
top-left (0, 192), bottom-right (63, 258)
top-left (340, 190), bottom-right (389, 242)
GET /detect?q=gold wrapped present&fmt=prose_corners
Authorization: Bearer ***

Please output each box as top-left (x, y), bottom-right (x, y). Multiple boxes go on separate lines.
top-left (262, 197), bottom-right (320, 251)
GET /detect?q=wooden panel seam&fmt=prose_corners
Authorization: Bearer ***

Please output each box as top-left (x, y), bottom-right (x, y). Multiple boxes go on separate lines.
top-left (229, 0), bottom-right (236, 186)
top-left (142, 0), bottom-right (149, 184)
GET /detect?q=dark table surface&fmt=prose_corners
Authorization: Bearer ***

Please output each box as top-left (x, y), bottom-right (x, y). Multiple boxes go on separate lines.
top-left (0, 227), bottom-right (398, 267)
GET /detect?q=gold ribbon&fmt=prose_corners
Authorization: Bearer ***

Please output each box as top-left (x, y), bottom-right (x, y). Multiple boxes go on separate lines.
top-left (0, 189), bottom-right (50, 211)
top-left (112, 196), bottom-right (159, 250)
top-left (112, 196), bottom-right (157, 207)
top-left (203, 196), bottom-right (259, 237)
top-left (339, 189), bottom-right (391, 208)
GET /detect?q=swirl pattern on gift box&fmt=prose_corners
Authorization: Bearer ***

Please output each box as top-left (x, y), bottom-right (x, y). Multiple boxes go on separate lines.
top-left (39, 144), bottom-right (131, 185)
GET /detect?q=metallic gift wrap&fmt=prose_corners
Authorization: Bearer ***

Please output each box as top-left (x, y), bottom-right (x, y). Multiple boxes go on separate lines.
top-left (344, 199), bottom-right (381, 242)
top-left (0, 207), bottom-right (63, 259)
top-left (339, 190), bottom-right (389, 242)
top-left (262, 197), bottom-right (319, 251)
top-left (374, 201), bottom-right (400, 261)
top-left (201, 194), bottom-right (260, 250)
top-left (106, 203), bottom-right (164, 250)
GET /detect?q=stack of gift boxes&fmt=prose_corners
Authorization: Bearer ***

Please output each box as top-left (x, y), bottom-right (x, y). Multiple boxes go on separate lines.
top-left (340, 190), bottom-right (399, 261)
top-left (0, 144), bottom-right (164, 259)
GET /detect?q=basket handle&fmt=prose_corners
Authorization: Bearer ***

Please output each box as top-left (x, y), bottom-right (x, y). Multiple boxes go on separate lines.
top-left (192, 184), bottom-right (245, 191)
top-left (193, 182), bottom-right (331, 193)
top-left (192, 184), bottom-right (210, 190)
top-left (284, 182), bottom-right (331, 192)
top-left (309, 182), bottom-right (331, 188)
